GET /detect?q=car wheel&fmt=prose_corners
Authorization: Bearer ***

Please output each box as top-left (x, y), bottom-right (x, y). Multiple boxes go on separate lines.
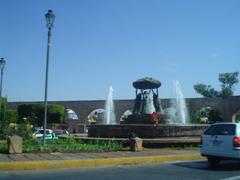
top-left (207, 157), bottom-right (220, 167)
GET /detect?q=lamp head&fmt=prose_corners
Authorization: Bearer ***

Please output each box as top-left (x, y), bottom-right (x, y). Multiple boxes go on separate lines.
top-left (0, 58), bottom-right (6, 71)
top-left (45, 10), bottom-right (55, 29)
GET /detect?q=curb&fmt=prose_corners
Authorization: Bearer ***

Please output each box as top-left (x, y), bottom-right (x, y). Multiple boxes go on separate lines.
top-left (0, 153), bottom-right (204, 171)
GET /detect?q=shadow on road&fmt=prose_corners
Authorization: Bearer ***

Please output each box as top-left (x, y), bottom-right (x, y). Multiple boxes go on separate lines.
top-left (173, 160), bottom-right (240, 171)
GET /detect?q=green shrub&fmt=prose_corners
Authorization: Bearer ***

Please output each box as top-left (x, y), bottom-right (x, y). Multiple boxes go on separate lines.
top-left (0, 141), bottom-right (7, 153)
top-left (235, 113), bottom-right (240, 123)
top-left (22, 138), bottom-right (123, 153)
top-left (195, 106), bottom-right (222, 124)
top-left (3, 123), bottom-right (32, 139)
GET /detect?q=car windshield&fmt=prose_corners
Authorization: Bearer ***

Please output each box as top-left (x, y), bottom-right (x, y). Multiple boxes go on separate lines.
top-left (204, 124), bottom-right (236, 135)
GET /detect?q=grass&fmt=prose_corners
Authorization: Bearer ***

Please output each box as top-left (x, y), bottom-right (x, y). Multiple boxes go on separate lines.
top-left (34, 138), bottom-right (124, 153)
top-left (0, 138), bottom-right (200, 153)
top-left (0, 141), bottom-right (7, 153)
top-left (0, 138), bottom-right (124, 153)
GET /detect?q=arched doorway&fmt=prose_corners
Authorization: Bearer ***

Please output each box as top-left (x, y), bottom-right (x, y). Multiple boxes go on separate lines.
top-left (65, 108), bottom-right (79, 120)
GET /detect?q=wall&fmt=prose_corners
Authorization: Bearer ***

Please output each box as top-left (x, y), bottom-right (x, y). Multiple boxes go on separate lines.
top-left (7, 96), bottom-right (240, 124)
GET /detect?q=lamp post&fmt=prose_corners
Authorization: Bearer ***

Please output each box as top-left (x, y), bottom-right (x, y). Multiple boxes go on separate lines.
top-left (43, 10), bottom-right (55, 146)
top-left (0, 58), bottom-right (5, 129)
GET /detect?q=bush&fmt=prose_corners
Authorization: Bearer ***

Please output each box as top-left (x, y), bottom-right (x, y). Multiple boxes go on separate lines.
top-left (195, 106), bottom-right (222, 124)
top-left (3, 122), bottom-right (33, 139)
top-left (0, 138), bottom-right (124, 153)
top-left (235, 113), bottom-right (240, 123)
top-left (23, 138), bottom-right (123, 153)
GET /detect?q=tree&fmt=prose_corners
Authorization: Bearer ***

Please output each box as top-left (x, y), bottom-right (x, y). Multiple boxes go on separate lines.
top-left (5, 109), bottom-right (18, 124)
top-left (193, 84), bottom-right (219, 98)
top-left (0, 97), bottom-right (7, 130)
top-left (193, 72), bottom-right (239, 98)
top-left (47, 104), bottom-right (65, 124)
top-left (17, 104), bottom-right (42, 125)
top-left (218, 72), bottom-right (239, 97)
top-left (17, 104), bottom-right (65, 126)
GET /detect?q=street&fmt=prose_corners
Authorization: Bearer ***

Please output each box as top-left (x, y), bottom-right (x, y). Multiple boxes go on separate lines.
top-left (1, 160), bottom-right (240, 180)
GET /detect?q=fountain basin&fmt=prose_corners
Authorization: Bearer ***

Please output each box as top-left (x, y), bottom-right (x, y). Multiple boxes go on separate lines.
top-left (87, 124), bottom-right (208, 138)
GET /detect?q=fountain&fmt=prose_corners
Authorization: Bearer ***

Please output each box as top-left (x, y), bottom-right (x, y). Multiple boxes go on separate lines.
top-left (168, 80), bottom-right (190, 124)
top-left (86, 86), bottom-right (116, 125)
top-left (120, 77), bottom-right (167, 124)
top-left (87, 77), bottom-right (207, 138)
top-left (104, 86), bottom-right (116, 124)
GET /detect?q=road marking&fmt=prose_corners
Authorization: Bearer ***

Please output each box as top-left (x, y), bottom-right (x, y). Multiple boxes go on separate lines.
top-left (220, 176), bottom-right (240, 180)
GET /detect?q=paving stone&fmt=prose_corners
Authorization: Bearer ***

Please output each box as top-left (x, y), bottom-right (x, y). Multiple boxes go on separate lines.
top-left (0, 149), bottom-right (201, 164)
top-left (23, 154), bottom-right (48, 161)
top-left (37, 153), bottom-right (61, 160)
top-left (73, 153), bottom-right (98, 159)
top-left (8, 154), bottom-right (30, 161)
top-left (49, 153), bottom-right (77, 160)
top-left (0, 154), bottom-right (13, 162)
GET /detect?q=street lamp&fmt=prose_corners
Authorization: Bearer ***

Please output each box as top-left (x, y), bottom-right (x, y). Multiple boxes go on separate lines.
top-left (43, 10), bottom-right (55, 146)
top-left (0, 58), bottom-right (5, 129)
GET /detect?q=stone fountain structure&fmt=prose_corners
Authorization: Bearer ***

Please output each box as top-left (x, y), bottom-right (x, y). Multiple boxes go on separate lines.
top-left (121, 77), bottom-right (167, 124)
top-left (87, 77), bottom-right (206, 138)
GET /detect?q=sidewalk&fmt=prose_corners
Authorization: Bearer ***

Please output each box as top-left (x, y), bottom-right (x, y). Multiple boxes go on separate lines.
top-left (0, 149), bottom-right (204, 171)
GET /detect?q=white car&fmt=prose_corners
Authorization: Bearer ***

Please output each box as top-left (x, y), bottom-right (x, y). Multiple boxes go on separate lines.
top-left (200, 122), bottom-right (240, 166)
top-left (33, 129), bottom-right (58, 140)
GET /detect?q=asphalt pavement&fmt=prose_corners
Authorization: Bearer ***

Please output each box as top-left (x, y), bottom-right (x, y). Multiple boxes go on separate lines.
top-left (2, 161), bottom-right (240, 180)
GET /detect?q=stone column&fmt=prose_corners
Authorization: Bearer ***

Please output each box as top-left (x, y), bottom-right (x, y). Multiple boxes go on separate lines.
top-left (130, 137), bottom-right (143, 152)
top-left (7, 135), bottom-right (22, 154)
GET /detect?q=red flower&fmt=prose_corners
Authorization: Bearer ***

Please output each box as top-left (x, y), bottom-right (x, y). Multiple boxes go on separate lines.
top-left (150, 112), bottom-right (160, 119)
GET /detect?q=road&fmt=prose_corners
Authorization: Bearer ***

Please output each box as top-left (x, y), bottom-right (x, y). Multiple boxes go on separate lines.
top-left (1, 160), bottom-right (240, 180)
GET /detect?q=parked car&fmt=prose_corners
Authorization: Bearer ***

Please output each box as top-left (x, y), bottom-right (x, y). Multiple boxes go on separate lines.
top-left (200, 122), bottom-right (240, 166)
top-left (33, 129), bottom-right (58, 140)
top-left (53, 129), bottom-right (70, 137)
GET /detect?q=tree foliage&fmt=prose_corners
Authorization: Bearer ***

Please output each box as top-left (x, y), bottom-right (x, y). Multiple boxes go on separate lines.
top-left (0, 97), bottom-right (8, 132)
top-left (17, 104), bottom-right (65, 126)
top-left (0, 97), bottom-right (7, 121)
top-left (193, 84), bottom-right (219, 98)
top-left (194, 72), bottom-right (239, 98)
top-left (218, 72), bottom-right (239, 97)
top-left (5, 109), bottom-right (18, 124)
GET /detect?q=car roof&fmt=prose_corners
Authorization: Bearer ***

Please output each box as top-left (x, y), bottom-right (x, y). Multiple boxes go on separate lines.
top-left (53, 129), bottom-right (66, 131)
top-left (210, 122), bottom-right (238, 125)
top-left (207, 122), bottom-right (240, 129)
top-left (38, 129), bottom-right (52, 131)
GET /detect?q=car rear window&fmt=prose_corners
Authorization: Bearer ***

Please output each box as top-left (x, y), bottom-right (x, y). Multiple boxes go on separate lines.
top-left (204, 124), bottom-right (236, 135)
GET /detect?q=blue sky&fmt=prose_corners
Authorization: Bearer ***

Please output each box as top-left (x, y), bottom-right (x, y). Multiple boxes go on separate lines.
top-left (1, 0), bottom-right (240, 102)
